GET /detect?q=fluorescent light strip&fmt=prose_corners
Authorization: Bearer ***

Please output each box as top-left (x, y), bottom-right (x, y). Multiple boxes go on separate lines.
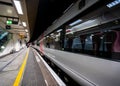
top-left (106, 0), bottom-right (120, 8)
top-left (69, 19), bottom-right (82, 26)
top-left (50, 33), bottom-right (54, 36)
top-left (57, 29), bottom-right (62, 32)
top-left (22, 22), bottom-right (27, 27)
top-left (71, 19), bottom-right (97, 33)
top-left (13, 0), bottom-right (23, 14)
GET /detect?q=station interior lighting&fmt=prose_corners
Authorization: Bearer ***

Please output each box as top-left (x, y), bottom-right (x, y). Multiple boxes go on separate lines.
top-left (6, 20), bottom-right (12, 25)
top-left (57, 29), bottom-right (62, 32)
top-left (13, 0), bottom-right (23, 15)
top-left (50, 33), bottom-right (54, 36)
top-left (107, 0), bottom-right (120, 8)
top-left (69, 19), bottom-right (82, 26)
top-left (1, 46), bottom-right (5, 49)
top-left (22, 22), bottom-right (27, 27)
top-left (25, 29), bottom-right (28, 32)
top-left (70, 19), bottom-right (98, 33)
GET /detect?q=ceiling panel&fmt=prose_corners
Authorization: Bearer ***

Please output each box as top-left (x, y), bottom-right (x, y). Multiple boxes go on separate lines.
top-left (0, 0), bottom-right (12, 3)
top-left (0, 0), bottom-right (28, 37)
top-left (0, 5), bottom-right (18, 17)
top-left (29, 0), bottom-right (77, 42)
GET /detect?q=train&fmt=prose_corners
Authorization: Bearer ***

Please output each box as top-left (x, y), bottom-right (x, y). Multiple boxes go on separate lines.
top-left (35, 0), bottom-right (120, 86)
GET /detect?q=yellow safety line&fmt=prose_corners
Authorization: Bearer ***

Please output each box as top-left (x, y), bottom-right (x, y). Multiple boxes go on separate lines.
top-left (13, 48), bottom-right (29, 86)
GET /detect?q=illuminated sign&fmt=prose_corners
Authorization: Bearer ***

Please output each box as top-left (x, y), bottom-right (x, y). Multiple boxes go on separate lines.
top-left (6, 20), bottom-right (12, 25)
top-left (6, 19), bottom-right (19, 25)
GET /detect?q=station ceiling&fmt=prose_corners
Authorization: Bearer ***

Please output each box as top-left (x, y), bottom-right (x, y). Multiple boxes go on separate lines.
top-left (0, 0), bottom-right (77, 42)
top-left (27, 0), bottom-right (77, 42)
top-left (0, 0), bottom-right (29, 40)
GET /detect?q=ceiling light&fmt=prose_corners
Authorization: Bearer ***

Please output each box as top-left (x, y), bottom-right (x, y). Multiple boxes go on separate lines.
top-left (7, 10), bottom-right (12, 14)
top-left (50, 33), bottom-right (54, 36)
top-left (25, 29), bottom-right (28, 32)
top-left (1, 46), bottom-right (5, 49)
top-left (69, 19), bottom-right (82, 26)
top-left (71, 19), bottom-right (98, 32)
top-left (57, 29), bottom-right (62, 32)
top-left (13, 0), bottom-right (23, 14)
top-left (107, 0), bottom-right (120, 8)
top-left (22, 22), bottom-right (27, 27)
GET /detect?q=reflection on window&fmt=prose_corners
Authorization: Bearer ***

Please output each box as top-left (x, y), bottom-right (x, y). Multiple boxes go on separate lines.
top-left (0, 30), bottom-right (11, 52)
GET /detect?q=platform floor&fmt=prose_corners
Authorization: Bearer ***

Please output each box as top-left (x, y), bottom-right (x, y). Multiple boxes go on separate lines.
top-left (0, 48), bottom-right (27, 86)
top-left (0, 47), bottom-right (62, 86)
top-left (21, 48), bottom-right (46, 86)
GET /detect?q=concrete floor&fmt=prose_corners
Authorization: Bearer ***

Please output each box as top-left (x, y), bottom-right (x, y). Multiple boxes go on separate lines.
top-left (0, 48), bottom-right (27, 86)
top-left (21, 48), bottom-right (46, 86)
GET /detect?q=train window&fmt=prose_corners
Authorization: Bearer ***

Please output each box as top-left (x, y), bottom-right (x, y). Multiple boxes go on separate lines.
top-left (42, 26), bottom-right (120, 61)
top-left (42, 11), bottom-right (120, 61)
top-left (113, 30), bottom-right (120, 53)
top-left (54, 36), bottom-right (61, 50)
top-left (45, 36), bottom-right (51, 48)
top-left (64, 36), bottom-right (68, 49)
top-left (72, 36), bottom-right (82, 52)
top-left (84, 35), bottom-right (93, 51)
top-left (99, 34), bottom-right (108, 56)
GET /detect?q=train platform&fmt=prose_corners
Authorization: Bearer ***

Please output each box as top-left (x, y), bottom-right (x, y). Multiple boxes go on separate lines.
top-left (21, 48), bottom-right (46, 86)
top-left (0, 47), bottom-right (65, 86)
top-left (0, 47), bottom-right (27, 86)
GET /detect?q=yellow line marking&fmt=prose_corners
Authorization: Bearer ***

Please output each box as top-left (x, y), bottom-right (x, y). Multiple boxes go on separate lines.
top-left (13, 48), bottom-right (29, 86)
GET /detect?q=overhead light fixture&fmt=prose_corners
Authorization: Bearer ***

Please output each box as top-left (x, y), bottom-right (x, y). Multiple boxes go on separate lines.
top-left (1, 46), bottom-right (5, 49)
top-left (57, 29), bottom-right (62, 32)
top-left (50, 33), bottom-right (54, 36)
top-left (71, 19), bottom-right (98, 33)
top-left (13, 0), bottom-right (23, 14)
top-left (22, 22), bottom-right (27, 27)
top-left (25, 29), bottom-right (28, 32)
top-left (107, 0), bottom-right (120, 8)
top-left (7, 9), bottom-right (12, 14)
top-left (69, 19), bottom-right (82, 26)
